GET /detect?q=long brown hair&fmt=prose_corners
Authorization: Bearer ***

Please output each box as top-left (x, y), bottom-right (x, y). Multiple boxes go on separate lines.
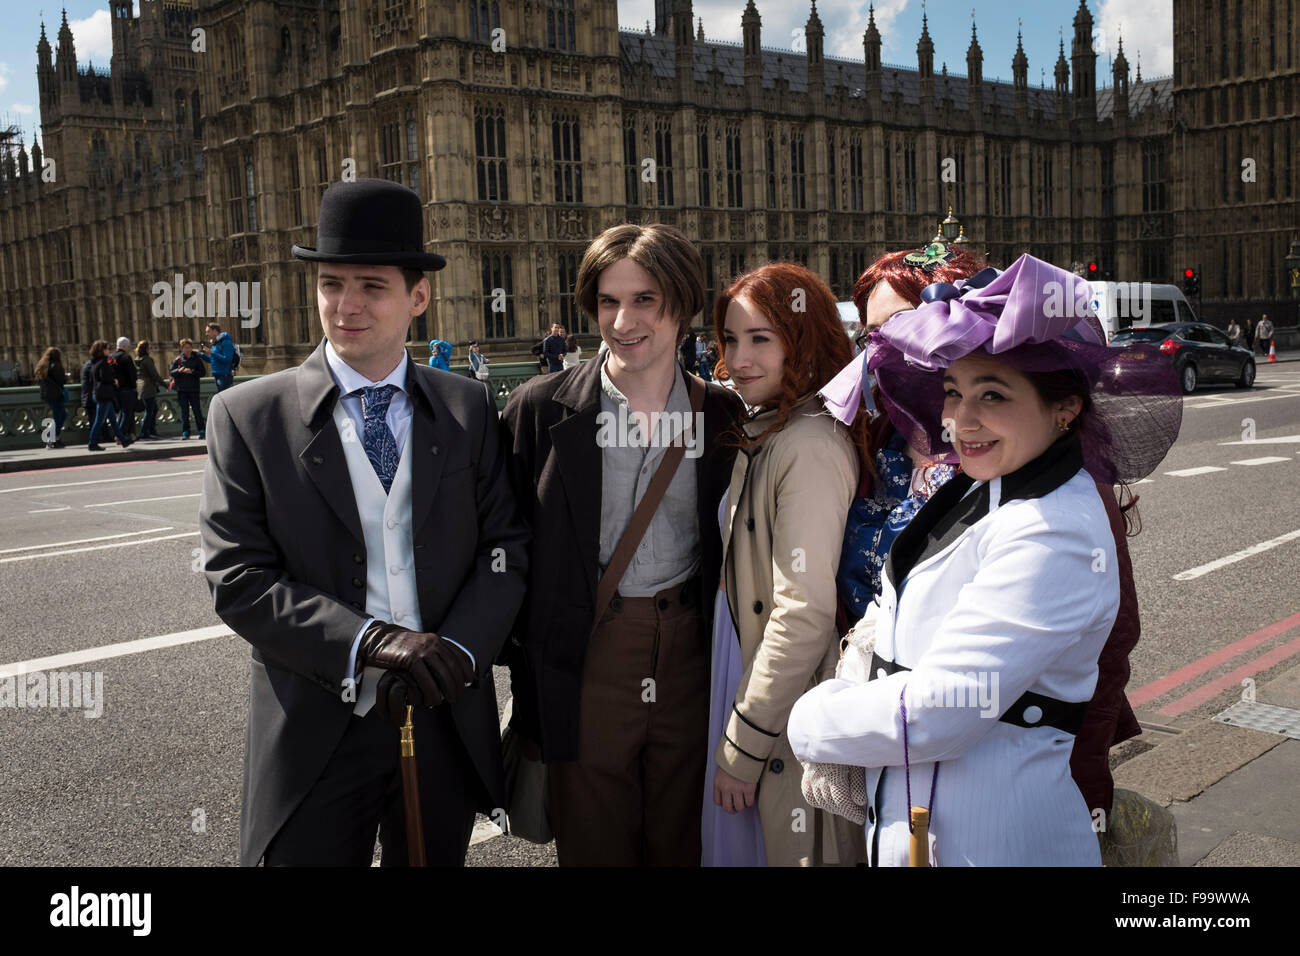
top-left (35, 347), bottom-right (63, 381)
top-left (712, 262), bottom-right (870, 477)
top-left (89, 339), bottom-right (110, 361)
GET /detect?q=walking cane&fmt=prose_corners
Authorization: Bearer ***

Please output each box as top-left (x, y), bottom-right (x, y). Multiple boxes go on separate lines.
top-left (909, 807), bottom-right (930, 867)
top-left (400, 705), bottom-right (426, 867)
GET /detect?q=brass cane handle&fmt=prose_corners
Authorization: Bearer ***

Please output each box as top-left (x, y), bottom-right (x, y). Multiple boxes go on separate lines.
top-left (400, 705), bottom-right (415, 757)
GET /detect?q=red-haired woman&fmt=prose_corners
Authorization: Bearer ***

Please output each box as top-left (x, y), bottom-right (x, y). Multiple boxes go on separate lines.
top-left (702, 263), bottom-right (866, 866)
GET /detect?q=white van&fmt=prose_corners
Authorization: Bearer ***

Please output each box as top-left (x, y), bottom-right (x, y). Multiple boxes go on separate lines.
top-left (1088, 282), bottom-right (1198, 341)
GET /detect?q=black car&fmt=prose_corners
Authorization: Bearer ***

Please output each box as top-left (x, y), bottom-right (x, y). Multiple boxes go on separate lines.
top-left (1110, 323), bottom-right (1256, 394)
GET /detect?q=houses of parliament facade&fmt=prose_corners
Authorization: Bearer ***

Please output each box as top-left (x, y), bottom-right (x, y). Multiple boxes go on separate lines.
top-left (0, 0), bottom-right (1296, 374)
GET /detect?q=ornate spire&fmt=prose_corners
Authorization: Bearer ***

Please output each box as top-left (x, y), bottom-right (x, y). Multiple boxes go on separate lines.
top-left (697, 16), bottom-right (704, 41)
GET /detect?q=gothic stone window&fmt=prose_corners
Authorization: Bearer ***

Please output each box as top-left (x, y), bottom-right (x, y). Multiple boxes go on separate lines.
top-left (790, 130), bottom-right (806, 210)
top-left (470, 2), bottom-right (500, 43)
top-left (475, 103), bottom-right (509, 202)
top-left (827, 131), bottom-right (837, 212)
top-left (1141, 139), bottom-right (1167, 212)
top-left (552, 111), bottom-right (583, 203)
top-left (902, 138), bottom-right (917, 214)
top-left (624, 114), bottom-right (639, 205)
top-left (481, 252), bottom-right (515, 339)
top-left (547, 0), bottom-right (576, 51)
top-left (227, 157), bottom-right (247, 233)
top-left (557, 250), bottom-right (587, 333)
top-left (380, 109), bottom-right (420, 197)
top-left (725, 124), bottom-right (743, 208)
top-left (655, 117), bottom-right (674, 207)
top-left (848, 134), bottom-right (864, 212)
top-left (698, 123), bottom-right (711, 208)
top-left (765, 128), bottom-right (777, 208)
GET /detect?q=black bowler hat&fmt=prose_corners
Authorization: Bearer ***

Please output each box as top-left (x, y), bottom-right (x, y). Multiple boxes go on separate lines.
top-left (292, 178), bottom-right (446, 271)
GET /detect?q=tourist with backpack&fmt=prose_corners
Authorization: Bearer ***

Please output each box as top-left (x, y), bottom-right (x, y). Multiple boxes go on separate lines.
top-left (87, 340), bottom-right (132, 452)
top-left (200, 322), bottom-right (239, 391)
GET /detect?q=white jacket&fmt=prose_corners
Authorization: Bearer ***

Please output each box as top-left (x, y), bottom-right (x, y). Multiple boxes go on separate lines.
top-left (788, 446), bottom-right (1118, 866)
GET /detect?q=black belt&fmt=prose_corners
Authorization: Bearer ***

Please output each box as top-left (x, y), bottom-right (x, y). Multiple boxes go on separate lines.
top-left (869, 652), bottom-right (1088, 736)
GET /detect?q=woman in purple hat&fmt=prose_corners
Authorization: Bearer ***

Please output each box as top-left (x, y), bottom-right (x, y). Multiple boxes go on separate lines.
top-left (788, 254), bottom-right (1183, 866)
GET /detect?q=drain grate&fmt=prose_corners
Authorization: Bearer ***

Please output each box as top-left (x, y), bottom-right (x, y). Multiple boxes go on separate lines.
top-left (1211, 700), bottom-right (1300, 739)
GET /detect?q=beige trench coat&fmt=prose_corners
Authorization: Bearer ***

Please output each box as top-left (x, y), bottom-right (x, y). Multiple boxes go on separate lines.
top-left (715, 395), bottom-right (864, 866)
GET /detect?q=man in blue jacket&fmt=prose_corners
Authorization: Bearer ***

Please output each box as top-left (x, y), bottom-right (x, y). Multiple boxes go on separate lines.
top-left (201, 322), bottom-right (237, 391)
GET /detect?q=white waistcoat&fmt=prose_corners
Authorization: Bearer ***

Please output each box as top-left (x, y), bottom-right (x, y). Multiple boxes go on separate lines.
top-left (333, 402), bottom-right (422, 716)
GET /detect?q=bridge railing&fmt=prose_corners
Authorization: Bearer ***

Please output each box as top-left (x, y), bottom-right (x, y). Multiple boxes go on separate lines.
top-left (0, 361), bottom-right (548, 451)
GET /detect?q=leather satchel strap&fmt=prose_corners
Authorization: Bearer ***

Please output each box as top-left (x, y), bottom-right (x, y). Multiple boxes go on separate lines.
top-left (591, 374), bottom-right (707, 637)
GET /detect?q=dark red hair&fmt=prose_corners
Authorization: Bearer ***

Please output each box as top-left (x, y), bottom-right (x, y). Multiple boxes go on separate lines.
top-left (712, 262), bottom-right (870, 477)
top-left (850, 246), bottom-right (987, 324)
top-left (851, 247), bottom-right (988, 462)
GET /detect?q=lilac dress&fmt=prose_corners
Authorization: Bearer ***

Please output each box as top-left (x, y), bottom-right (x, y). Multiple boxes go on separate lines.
top-left (701, 490), bottom-right (768, 867)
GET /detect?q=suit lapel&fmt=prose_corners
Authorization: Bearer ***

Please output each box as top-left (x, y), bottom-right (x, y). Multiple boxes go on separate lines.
top-left (300, 421), bottom-right (365, 545)
top-left (408, 387), bottom-right (446, 537)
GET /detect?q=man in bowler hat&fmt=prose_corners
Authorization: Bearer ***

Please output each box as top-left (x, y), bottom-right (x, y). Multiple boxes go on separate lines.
top-left (200, 178), bottom-right (529, 865)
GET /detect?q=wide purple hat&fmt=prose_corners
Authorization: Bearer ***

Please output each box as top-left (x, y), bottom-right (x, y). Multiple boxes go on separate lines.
top-left (868, 253), bottom-right (1183, 484)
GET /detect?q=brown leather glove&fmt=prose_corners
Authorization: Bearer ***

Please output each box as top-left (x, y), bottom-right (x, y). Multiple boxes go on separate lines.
top-left (358, 621), bottom-right (475, 710)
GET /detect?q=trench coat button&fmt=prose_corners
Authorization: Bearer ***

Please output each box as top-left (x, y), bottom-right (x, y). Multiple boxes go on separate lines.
top-left (867, 806), bottom-right (875, 824)
top-left (752, 600), bottom-right (763, 614)
top-left (658, 598), bottom-right (669, 610)
top-left (610, 595), bottom-right (623, 613)
top-left (1022, 705), bottom-right (1043, 725)
top-left (352, 577), bottom-right (364, 588)
top-left (352, 553), bottom-right (364, 564)
top-left (745, 517), bottom-right (755, 531)
top-left (769, 758), bottom-right (784, 774)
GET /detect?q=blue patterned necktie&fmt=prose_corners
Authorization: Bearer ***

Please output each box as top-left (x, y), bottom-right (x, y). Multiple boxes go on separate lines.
top-left (357, 384), bottom-right (399, 494)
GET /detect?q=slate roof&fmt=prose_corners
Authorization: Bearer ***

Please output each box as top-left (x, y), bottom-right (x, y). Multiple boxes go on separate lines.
top-left (619, 31), bottom-right (1173, 122)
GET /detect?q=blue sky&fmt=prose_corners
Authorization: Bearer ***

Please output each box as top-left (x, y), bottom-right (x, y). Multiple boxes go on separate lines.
top-left (1, 1), bottom-right (1173, 148)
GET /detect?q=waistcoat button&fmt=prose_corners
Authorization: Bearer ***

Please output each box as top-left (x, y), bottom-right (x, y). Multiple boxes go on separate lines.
top-left (353, 553), bottom-right (364, 564)
top-left (352, 577), bottom-right (363, 588)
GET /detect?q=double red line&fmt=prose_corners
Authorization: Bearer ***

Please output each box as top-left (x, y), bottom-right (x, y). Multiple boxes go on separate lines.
top-left (1128, 611), bottom-right (1300, 717)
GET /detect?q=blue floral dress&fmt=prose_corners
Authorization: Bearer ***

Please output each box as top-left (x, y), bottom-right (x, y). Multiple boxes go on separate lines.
top-left (836, 430), bottom-right (958, 622)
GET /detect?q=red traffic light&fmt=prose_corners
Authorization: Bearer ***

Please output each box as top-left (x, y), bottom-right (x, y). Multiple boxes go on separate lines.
top-left (1184, 268), bottom-right (1196, 278)
top-left (1088, 262), bottom-right (1098, 273)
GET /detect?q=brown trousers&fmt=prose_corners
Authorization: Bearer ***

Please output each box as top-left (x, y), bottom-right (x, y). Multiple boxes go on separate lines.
top-left (547, 579), bottom-right (709, 866)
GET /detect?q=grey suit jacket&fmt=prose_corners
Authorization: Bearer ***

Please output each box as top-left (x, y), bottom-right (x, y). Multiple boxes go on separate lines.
top-left (199, 340), bottom-right (529, 865)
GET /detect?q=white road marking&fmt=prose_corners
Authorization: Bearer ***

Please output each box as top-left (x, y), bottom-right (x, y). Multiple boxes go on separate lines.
top-left (1133, 478), bottom-right (1155, 484)
top-left (1164, 466), bottom-right (1227, 477)
top-left (1219, 435), bottom-right (1300, 445)
top-left (1184, 391), bottom-right (1300, 410)
top-left (0, 624), bottom-right (234, 678)
top-left (0, 527), bottom-right (174, 555)
top-left (92, 493), bottom-right (201, 507)
top-left (470, 819), bottom-right (506, 846)
top-left (0, 531), bottom-right (198, 563)
top-left (0, 469), bottom-right (205, 494)
top-left (1174, 529), bottom-right (1300, 581)
top-left (26, 506), bottom-right (71, 513)
top-left (1229, 457), bottom-right (1291, 466)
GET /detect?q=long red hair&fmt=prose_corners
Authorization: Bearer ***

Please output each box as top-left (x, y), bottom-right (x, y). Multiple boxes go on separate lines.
top-left (712, 262), bottom-right (870, 477)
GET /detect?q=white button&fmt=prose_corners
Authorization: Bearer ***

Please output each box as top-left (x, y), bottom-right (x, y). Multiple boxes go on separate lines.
top-left (1022, 705), bottom-right (1043, 725)
top-left (390, 565), bottom-right (401, 575)
top-left (386, 519), bottom-right (396, 529)
top-left (876, 668), bottom-right (887, 681)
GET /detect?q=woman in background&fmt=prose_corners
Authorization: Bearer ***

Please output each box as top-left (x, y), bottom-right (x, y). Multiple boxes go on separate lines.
top-left (562, 334), bottom-right (581, 369)
top-left (136, 341), bottom-right (169, 440)
top-left (35, 347), bottom-right (68, 449)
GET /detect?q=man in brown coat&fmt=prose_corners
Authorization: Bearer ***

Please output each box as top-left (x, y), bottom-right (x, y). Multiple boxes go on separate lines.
top-left (501, 224), bottom-right (744, 865)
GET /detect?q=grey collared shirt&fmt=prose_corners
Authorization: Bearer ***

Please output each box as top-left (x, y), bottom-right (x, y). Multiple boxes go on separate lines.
top-left (598, 359), bottom-right (701, 597)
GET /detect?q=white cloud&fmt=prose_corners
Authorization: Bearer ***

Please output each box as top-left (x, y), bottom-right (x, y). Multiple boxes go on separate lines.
top-left (12, 103), bottom-right (34, 114)
top-left (1095, 0), bottom-right (1173, 77)
top-left (0, 62), bottom-right (10, 97)
top-left (70, 9), bottom-right (114, 66)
